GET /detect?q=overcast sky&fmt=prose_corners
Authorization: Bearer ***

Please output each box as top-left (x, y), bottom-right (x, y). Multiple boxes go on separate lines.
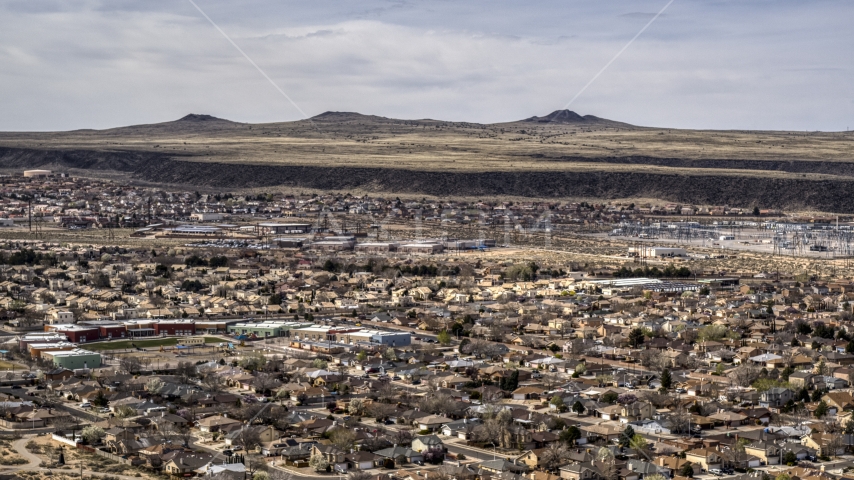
top-left (1, 0), bottom-right (852, 131)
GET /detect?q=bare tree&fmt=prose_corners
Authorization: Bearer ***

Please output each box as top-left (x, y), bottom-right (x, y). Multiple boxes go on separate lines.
top-left (330, 429), bottom-right (357, 451)
top-left (667, 408), bottom-right (691, 435)
top-left (347, 472), bottom-right (372, 480)
top-left (252, 373), bottom-right (279, 395)
top-left (376, 382), bottom-right (398, 403)
top-left (388, 428), bottom-right (414, 447)
top-left (474, 407), bottom-right (513, 448)
top-left (368, 402), bottom-right (396, 422)
top-left (118, 356), bottom-right (142, 375)
top-left (201, 372), bottom-right (226, 394)
top-left (727, 364), bottom-right (761, 388)
top-left (153, 417), bottom-right (180, 444)
top-left (417, 392), bottom-right (456, 416)
top-left (540, 443), bottom-right (572, 471)
top-left (234, 426), bottom-right (263, 452)
top-left (175, 361), bottom-right (197, 384)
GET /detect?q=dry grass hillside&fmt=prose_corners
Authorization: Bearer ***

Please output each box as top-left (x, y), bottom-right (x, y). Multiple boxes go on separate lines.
top-left (2, 110), bottom-right (854, 210)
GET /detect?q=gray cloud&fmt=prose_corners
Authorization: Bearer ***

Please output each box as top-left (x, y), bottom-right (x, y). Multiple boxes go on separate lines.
top-left (0, 0), bottom-right (851, 131)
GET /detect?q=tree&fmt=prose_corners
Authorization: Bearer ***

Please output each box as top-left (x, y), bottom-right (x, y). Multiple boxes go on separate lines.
top-left (309, 453), bottom-right (330, 472)
top-left (348, 398), bottom-right (365, 415)
top-left (540, 443), bottom-right (571, 471)
top-left (679, 462), bottom-right (694, 478)
top-left (201, 371), bottom-right (226, 394)
top-left (728, 364), bottom-right (761, 388)
top-left (630, 434), bottom-right (651, 460)
top-left (92, 390), bottom-right (108, 408)
top-left (782, 451), bottom-right (797, 466)
top-left (252, 373), bottom-right (279, 395)
top-left (816, 359), bottom-right (829, 376)
top-left (347, 472), bottom-right (374, 480)
top-left (437, 330), bottom-right (451, 346)
top-left (311, 358), bottom-right (328, 370)
top-left (474, 407), bottom-right (514, 448)
top-left (235, 427), bottom-right (263, 453)
top-left (815, 400), bottom-right (829, 418)
top-left (660, 369), bottom-right (672, 390)
top-left (618, 426), bottom-right (636, 448)
top-left (500, 370), bottom-right (519, 391)
top-left (628, 328), bottom-right (645, 348)
top-left (561, 425), bottom-right (581, 446)
top-left (118, 356), bottom-right (142, 375)
top-left (81, 425), bottom-right (105, 445)
top-left (114, 405), bottom-right (136, 420)
top-left (175, 361), bottom-right (198, 384)
top-left (389, 429), bottom-right (414, 447)
top-left (571, 401), bottom-right (585, 415)
top-left (597, 447), bottom-right (617, 480)
top-left (146, 377), bottom-right (165, 396)
top-left (330, 429), bottom-right (357, 451)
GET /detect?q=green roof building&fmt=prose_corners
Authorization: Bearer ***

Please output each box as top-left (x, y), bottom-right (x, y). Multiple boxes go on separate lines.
top-left (42, 348), bottom-right (102, 370)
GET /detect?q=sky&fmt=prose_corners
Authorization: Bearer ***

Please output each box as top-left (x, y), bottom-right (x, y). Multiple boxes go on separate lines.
top-left (0, 0), bottom-right (852, 131)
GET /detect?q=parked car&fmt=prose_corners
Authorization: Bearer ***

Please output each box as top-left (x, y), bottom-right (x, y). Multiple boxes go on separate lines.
top-left (80, 402), bottom-right (92, 408)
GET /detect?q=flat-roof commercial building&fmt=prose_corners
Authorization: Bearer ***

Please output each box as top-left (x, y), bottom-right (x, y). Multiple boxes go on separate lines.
top-left (165, 225), bottom-right (224, 237)
top-left (332, 329), bottom-right (411, 347)
top-left (190, 213), bottom-right (224, 222)
top-left (19, 332), bottom-right (68, 350)
top-left (42, 349), bottom-right (102, 370)
top-left (399, 243), bottom-right (444, 254)
top-left (28, 342), bottom-right (76, 358)
top-left (292, 325), bottom-right (334, 342)
top-left (355, 242), bottom-right (399, 254)
top-left (47, 324), bottom-right (100, 343)
top-left (368, 330), bottom-right (411, 347)
top-left (310, 236), bottom-right (356, 252)
top-left (255, 223), bottom-right (312, 235)
top-left (227, 321), bottom-right (313, 338)
top-left (628, 246), bottom-right (688, 258)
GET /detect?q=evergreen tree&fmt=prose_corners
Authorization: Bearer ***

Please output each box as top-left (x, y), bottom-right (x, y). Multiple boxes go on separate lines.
top-left (628, 328), bottom-right (645, 348)
top-left (815, 400), bottom-right (828, 418)
top-left (561, 425), bottom-right (581, 446)
top-left (619, 425), bottom-right (636, 448)
top-left (660, 369), bottom-right (672, 390)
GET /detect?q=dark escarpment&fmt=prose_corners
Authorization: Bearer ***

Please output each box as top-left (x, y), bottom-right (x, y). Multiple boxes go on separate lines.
top-left (5, 146), bottom-right (854, 212)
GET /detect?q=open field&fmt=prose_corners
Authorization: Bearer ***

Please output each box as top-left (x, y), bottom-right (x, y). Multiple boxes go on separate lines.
top-left (85, 336), bottom-right (224, 351)
top-left (0, 360), bottom-right (27, 371)
top-left (2, 111), bottom-right (854, 210)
